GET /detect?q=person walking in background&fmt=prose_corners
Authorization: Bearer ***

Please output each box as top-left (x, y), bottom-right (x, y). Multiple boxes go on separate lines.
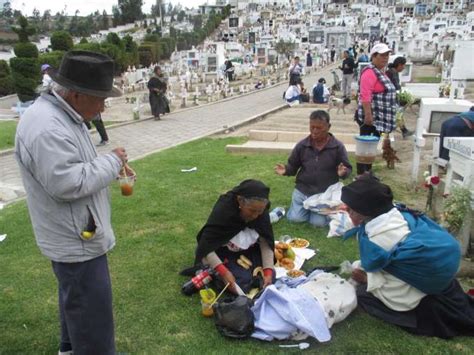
top-left (288, 56), bottom-right (304, 84)
top-left (15, 50), bottom-right (127, 355)
top-left (330, 45), bottom-right (336, 63)
top-left (339, 50), bottom-right (356, 99)
top-left (147, 65), bottom-right (170, 121)
top-left (306, 50), bottom-right (313, 69)
top-left (354, 43), bottom-right (397, 176)
top-left (41, 64), bottom-right (53, 90)
top-left (323, 46), bottom-right (329, 66)
top-left (84, 113), bottom-right (110, 146)
top-left (386, 56), bottom-right (413, 139)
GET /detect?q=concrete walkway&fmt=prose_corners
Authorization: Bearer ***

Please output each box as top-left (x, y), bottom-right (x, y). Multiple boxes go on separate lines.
top-left (0, 64), bottom-right (339, 204)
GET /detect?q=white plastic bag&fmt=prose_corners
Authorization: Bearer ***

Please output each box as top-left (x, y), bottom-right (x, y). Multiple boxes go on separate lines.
top-left (303, 182), bottom-right (344, 215)
top-left (327, 211), bottom-right (354, 238)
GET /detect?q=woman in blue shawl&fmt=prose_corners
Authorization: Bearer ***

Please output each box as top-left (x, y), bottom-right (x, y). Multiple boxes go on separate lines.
top-left (341, 176), bottom-right (474, 338)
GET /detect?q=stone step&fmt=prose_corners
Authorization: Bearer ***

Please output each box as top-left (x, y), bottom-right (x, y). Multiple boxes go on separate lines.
top-left (226, 140), bottom-right (356, 154)
top-left (248, 129), bottom-right (357, 145)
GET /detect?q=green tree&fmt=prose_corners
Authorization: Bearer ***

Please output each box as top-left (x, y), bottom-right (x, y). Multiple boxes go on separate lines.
top-left (40, 10), bottom-right (51, 33)
top-left (101, 10), bottom-right (110, 30)
top-left (11, 15), bottom-right (36, 42)
top-left (112, 6), bottom-right (121, 26)
top-left (51, 31), bottom-right (73, 51)
top-left (192, 15), bottom-right (203, 31)
top-left (9, 16), bottom-right (40, 102)
top-left (177, 10), bottom-right (186, 22)
top-left (118, 0), bottom-right (143, 24)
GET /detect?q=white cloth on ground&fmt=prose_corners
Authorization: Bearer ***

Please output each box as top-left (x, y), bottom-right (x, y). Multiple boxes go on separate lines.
top-left (251, 285), bottom-right (331, 342)
top-left (299, 272), bottom-right (357, 328)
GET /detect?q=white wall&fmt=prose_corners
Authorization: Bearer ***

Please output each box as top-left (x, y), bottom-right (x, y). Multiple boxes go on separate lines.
top-left (452, 41), bottom-right (474, 80)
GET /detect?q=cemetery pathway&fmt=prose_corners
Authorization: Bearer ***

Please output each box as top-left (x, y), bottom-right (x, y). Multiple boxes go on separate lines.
top-left (0, 64), bottom-right (338, 204)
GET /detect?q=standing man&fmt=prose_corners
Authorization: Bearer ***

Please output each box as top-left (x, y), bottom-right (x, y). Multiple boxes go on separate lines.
top-left (288, 56), bottom-right (304, 84)
top-left (330, 45), bottom-right (336, 63)
top-left (339, 50), bottom-right (356, 99)
top-left (15, 51), bottom-right (126, 355)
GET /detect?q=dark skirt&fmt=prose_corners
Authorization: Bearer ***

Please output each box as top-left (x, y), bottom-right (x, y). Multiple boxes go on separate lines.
top-left (215, 244), bottom-right (265, 293)
top-left (149, 93), bottom-right (170, 117)
top-left (356, 279), bottom-right (474, 339)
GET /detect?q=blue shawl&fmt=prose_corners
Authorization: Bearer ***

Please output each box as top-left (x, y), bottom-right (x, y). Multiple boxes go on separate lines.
top-left (344, 208), bottom-right (460, 294)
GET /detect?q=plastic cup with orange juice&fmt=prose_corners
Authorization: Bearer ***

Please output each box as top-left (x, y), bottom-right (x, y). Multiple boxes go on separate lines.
top-left (118, 163), bottom-right (136, 196)
top-left (199, 288), bottom-right (216, 317)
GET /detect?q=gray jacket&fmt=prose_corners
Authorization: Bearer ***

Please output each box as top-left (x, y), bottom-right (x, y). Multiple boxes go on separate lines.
top-left (15, 92), bottom-right (122, 262)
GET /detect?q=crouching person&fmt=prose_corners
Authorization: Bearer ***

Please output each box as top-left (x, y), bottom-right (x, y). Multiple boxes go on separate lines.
top-left (182, 180), bottom-right (275, 294)
top-left (341, 177), bottom-right (474, 339)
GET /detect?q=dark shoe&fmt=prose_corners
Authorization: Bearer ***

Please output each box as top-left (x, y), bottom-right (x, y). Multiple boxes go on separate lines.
top-left (96, 140), bottom-right (110, 146)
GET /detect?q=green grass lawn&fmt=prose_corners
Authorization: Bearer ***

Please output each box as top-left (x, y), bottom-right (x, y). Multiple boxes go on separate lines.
top-left (412, 76), bottom-right (442, 84)
top-left (0, 120), bottom-right (17, 150)
top-left (0, 137), bottom-right (472, 353)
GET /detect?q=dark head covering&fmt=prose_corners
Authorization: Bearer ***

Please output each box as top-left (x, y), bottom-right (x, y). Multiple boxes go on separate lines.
top-left (341, 177), bottom-right (394, 217)
top-left (231, 179), bottom-right (269, 199)
top-left (194, 180), bottom-right (274, 263)
top-left (49, 50), bottom-right (122, 98)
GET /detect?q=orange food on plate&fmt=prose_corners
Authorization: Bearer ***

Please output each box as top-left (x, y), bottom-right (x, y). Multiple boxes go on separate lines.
top-left (279, 258), bottom-right (295, 270)
top-left (287, 269), bottom-right (305, 278)
top-left (289, 238), bottom-right (309, 248)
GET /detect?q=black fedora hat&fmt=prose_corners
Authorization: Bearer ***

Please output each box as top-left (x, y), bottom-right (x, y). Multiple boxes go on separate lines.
top-left (50, 50), bottom-right (122, 98)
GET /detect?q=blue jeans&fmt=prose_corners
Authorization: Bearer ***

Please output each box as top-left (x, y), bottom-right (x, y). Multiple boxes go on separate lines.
top-left (287, 189), bottom-right (329, 227)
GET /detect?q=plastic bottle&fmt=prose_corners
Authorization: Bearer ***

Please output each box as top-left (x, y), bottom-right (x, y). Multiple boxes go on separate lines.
top-left (269, 207), bottom-right (286, 224)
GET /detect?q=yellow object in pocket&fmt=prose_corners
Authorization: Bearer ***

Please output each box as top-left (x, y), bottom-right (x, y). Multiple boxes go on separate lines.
top-left (81, 231), bottom-right (95, 240)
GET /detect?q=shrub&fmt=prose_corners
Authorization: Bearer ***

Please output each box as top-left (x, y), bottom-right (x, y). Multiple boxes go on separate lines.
top-left (80, 38), bottom-right (88, 44)
top-left (13, 42), bottom-right (38, 58)
top-left (0, 60), bottom-right (11, 76)
top-left (10, 60), bottom-right (39, 102)
top-left (38, 51), bottom-right (65, 70)
top-left (73, 42), bottom-right (102, 52)
top-left (51, 31), bottom-right (73, 51)
top-left (10, 57), bottom-right (40, 77)
top-left (0, 60), bottom-right (15, 96)
top-left (0, 75), bottom-right (15, 96)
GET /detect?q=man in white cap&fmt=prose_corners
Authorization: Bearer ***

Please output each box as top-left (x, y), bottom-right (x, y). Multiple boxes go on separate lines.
top-left (16, 51), bottom-right (126, 355)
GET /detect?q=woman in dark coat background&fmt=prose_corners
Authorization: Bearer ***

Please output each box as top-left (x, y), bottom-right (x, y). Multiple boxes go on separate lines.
top-left (147, 65), bottom-right (170, 120)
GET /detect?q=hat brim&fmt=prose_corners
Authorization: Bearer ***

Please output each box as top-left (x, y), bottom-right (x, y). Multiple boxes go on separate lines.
top-left (49, 69), bottom-right (122, 98)
top-left (370, 48), bottom-right (392, 56)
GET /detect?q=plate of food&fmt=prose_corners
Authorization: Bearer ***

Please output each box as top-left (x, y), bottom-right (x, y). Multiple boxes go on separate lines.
top-left (289, 238), bottom-right (310, 248)
top-left (287, 269), bottom-right (306, 278)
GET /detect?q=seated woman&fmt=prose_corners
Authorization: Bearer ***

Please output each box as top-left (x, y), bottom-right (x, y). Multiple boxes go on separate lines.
top-left (284, 77), bottom-right (302, 104)
top-left (274, 110), bottom-right (352, 227)
top-left (341, 177), bottom-right (474, 339)
top-left (312, 78), bottom-right (330, 104)
top-left (192, 180), bottom-right (275, 294)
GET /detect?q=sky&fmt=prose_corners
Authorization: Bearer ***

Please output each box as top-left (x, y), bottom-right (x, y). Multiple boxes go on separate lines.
top-left (9, 0), bottom-right (207, 16)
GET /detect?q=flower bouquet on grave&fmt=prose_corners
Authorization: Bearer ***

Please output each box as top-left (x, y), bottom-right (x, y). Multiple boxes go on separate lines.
top-left (422, 171), bottom-right (440, 212)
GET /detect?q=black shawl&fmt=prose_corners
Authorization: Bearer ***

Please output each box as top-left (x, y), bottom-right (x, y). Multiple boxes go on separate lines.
top-left (194, 180), bottom-right (275, 264)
